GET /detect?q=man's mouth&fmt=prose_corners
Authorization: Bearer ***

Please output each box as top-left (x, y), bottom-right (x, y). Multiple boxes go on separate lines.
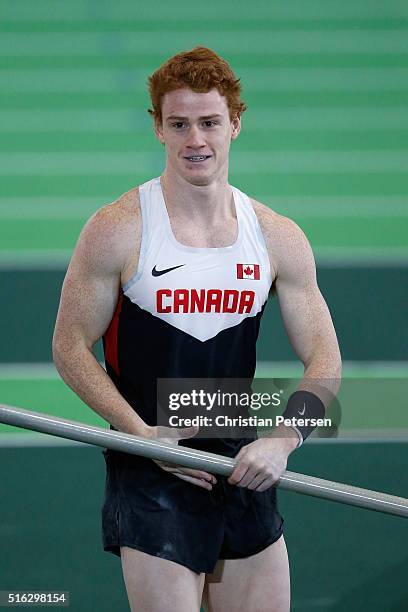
top-left (183, 155), bottom-right (212, 163)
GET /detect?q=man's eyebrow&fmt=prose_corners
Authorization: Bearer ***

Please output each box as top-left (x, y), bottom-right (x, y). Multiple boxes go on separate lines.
top-left (165, 114), bottom-right (223, 121)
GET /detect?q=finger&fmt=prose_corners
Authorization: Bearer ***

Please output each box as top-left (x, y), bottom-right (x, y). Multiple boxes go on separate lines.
top-left (170, 466), bottom-right (217, 484)
top-left (154, 461), bottom-right (217, 484)
top-left (174, 473), bottom-right (213, 490)
top-left (255, 477), bottom-right (276, 492)
top-left (176, 425), bottom-right (200, 440)
top-left (228, 463), bottom-right (249, 485)
top-left (246, 472), bottom-right (270, 490)
top-left (236, 466), bottom-right (264, 488)
top-left (155, 426), bottom-right (185, 441)
top-left (153, 460), bottom-right (177, 469)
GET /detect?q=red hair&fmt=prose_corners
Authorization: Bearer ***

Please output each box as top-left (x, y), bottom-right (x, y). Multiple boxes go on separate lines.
top-left (147, 46), bottom-right (247, 123)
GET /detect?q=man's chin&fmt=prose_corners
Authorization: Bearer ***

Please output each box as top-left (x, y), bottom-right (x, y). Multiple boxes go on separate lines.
top-left (188, 175), bottom-right (213, 186)
top-left (182, 170), bottom-right (214, 187)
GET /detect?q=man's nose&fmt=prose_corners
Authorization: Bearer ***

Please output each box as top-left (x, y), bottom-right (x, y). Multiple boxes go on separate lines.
top-left (185, 124), bottom-right (206, 148)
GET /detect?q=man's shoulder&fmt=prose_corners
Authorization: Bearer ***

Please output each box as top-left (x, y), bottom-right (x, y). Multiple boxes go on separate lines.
top-left (249, 196), bottom-right (315, 280)
top-left (91, 185), bottom-right (141, 229)
top-left (249, 196), bottom-right (306, 246)
top-left (82, 186), bottom-right (141, 246)
top-left (72, 186), bottom-right (142, 275)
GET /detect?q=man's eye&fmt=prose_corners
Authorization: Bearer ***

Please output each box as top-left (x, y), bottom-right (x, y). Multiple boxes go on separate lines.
top-left (172, 122), bottom-right (186, 129)
top-left (203, 120), bottom-right (217, 127)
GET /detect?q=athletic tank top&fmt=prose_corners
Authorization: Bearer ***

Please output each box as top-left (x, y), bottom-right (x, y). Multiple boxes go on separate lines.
top-left (103, 177), bottom-right (273, 454)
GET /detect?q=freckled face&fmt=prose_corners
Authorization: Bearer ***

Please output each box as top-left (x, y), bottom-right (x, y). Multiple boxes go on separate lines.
top-left (155, 88), bottom-right (240, 185)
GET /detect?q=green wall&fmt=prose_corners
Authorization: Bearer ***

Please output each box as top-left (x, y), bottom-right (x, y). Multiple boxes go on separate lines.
top-left (2, 267), bottom-right (407, 363)
top-left (1, 443), bottom-right (407, 611)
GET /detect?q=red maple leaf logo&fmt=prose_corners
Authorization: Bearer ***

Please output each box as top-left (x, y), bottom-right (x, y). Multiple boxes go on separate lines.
top-left (244, 266), bottom-right (253, 275)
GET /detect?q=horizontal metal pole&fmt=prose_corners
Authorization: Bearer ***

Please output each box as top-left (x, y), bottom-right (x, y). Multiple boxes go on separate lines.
top-left (1, 403), bottom-right (407, 518)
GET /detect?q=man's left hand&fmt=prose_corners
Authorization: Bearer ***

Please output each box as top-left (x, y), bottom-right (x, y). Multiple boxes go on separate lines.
top-left (228, 427), bottom-right (299, 492)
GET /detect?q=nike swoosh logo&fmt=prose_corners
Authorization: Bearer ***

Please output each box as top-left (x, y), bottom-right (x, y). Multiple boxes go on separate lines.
top-left (152, 264), bottom-right (185, 277)
top-left (298, 403), bottom-right (306, 416)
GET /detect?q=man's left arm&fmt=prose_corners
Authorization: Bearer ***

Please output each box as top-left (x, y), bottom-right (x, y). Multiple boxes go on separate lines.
top-left (228, 212), bottom-right (342, 491)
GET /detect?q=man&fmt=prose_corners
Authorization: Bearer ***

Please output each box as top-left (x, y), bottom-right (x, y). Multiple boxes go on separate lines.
top-left (53, 46), bottom-right (341, 612)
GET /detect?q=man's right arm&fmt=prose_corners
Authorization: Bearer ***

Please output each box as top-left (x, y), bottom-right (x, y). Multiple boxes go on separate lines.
top-left (53, 198), bottom-right (218, 489)
top-left (52, 202), bottom-right (151, 438)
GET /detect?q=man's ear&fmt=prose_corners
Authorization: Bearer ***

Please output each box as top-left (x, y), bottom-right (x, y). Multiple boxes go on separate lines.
top-left (231, 114), bottom-right (241, 141)
top-left (155, 120), bottom-right (165, 145)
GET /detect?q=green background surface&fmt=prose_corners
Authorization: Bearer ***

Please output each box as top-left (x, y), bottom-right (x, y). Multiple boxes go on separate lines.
top-left (1, 444), bottom-right (407, 611)
top-left (1, 268), bottom-right (407, 363)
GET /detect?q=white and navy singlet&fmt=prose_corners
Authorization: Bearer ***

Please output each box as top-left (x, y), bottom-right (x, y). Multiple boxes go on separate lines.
top-left (103, 177), bottom-right (273, 451)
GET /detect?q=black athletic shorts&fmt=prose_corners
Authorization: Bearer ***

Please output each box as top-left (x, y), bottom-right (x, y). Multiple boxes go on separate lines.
top-left (101, 439), bottom-right (284, 574)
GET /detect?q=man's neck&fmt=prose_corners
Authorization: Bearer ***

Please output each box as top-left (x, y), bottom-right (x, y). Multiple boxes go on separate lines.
top-left (160, 168), bottom-right (235, 225)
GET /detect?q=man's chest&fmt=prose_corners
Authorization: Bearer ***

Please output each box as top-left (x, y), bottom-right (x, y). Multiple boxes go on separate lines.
top-left (169, 218), bottom-right (238, 249)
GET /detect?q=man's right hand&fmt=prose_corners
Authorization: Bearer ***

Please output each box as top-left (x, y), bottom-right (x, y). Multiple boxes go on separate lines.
top-left (147, 425), bottom-right (217, 490)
